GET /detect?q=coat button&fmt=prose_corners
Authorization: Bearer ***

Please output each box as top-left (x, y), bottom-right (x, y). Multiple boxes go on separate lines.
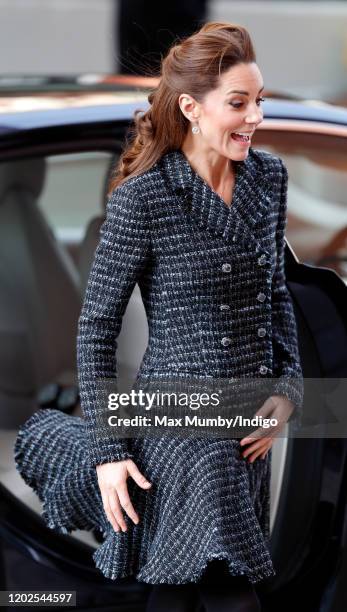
top-left (259, 365), bottom-right (268, 375)
top-left (257, 254), bottom-right (267, 266)
top-left (257, 292), bottom-right (266, 302)
top-left (257, 327), bottom-right (266, 337)
top-left (220, 304), bottom-right (230, 311)
top-left (221, 336), bottom-right (231, 346)
top-left (222, 263), bottom-right (231, 273)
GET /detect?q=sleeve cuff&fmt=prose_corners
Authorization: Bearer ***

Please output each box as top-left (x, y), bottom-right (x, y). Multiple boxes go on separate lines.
top-left (87, 440), bottom-right (134, 468)
top-left (272, 376), bottom-right (304, 426)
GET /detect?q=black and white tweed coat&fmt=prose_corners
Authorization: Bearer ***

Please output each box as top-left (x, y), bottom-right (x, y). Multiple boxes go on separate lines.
top-left (78, 146), bottom-right (303, 466)
top-left (14, 147), bottom-right (303, 586)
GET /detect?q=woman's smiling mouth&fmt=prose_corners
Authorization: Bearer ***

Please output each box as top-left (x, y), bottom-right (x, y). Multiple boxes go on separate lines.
top-left (231, 131), bottom-right (253, 145)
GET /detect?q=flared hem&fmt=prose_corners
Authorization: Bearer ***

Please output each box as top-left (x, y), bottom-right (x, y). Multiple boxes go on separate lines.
top-left (14, 408), bottom-right (276, 587)
top-left (93, 550), bottom-right (276, 586)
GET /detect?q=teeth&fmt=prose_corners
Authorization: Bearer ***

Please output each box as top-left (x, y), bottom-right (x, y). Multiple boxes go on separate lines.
top-left (233, 132), bottom-right (250, 141)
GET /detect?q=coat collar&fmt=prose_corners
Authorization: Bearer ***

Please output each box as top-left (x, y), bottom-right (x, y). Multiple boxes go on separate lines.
top-left (159, 148), bottom-right (273, 249)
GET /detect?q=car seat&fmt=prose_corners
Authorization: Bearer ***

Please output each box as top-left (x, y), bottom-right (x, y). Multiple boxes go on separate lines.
top-left (0, 158), bottom-right (81, 428)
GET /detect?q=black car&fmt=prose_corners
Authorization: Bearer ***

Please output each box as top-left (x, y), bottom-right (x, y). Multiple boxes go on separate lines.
top-left (0, 75), bottom-right (346, 612)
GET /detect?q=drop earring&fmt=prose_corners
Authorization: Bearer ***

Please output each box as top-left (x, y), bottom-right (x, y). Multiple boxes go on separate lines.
top-left (191, 124), bottom-right (200, 134)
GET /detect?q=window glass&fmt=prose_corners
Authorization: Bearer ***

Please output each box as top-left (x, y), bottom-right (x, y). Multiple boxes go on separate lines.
top-left (37, 151), bottom-right (115, 243)
top-left (0, 149), bottom-right (119, 425)
top-left (0, 148), bottom-right (130, 545)
top-left (253, 132), bottom-right (347, 281)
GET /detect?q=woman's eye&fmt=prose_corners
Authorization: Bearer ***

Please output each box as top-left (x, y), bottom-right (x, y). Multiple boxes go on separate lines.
top-left (230, 97), bottom-right (266, 109)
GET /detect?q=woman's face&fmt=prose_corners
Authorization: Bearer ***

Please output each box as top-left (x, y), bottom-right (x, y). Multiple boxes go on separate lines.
top-left (180, 62), bottom-right (265, 161)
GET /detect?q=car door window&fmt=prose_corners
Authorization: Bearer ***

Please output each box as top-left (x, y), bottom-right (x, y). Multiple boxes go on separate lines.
top-left (37, 150), bottom-right (114, 247)
top-left (254, 132), bottom-right (347, 281)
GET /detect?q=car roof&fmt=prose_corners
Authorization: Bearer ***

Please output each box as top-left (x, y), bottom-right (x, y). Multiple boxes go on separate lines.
top-left (0, 74), bottom-right (346, 134)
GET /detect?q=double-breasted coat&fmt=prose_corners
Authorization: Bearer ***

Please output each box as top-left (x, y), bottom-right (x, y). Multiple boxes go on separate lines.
top-left (14, 147), bottom-right (304, 586)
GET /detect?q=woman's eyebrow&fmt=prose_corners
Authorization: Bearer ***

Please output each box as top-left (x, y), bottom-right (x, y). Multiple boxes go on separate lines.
top-left (226, 85), bottom-right (265, 96)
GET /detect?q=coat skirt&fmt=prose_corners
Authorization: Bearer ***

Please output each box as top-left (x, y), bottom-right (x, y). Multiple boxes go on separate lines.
top-left (14, 148), bottom-right (304, 585)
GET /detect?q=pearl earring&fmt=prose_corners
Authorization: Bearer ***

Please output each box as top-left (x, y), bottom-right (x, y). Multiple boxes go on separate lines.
top-left (192, 124), bottom-right (200, 134)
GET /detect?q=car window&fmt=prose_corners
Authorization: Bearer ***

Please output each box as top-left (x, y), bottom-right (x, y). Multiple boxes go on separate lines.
top-left (0, 148), bottom-right (121, 419)
top-left (253, 131), bottom-right (347, 281)
top-left (37, 151), bottom-right (115, 244)
top-left (0, 147), bottom-right (136, 550)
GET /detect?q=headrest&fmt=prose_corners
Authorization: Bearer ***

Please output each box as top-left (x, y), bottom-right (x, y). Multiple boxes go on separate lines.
top-left (0, 158), bottom-right (46, 201)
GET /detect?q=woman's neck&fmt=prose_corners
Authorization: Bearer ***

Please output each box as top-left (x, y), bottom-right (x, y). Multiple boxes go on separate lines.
top-left (181, 141), bottom-right (236, 206)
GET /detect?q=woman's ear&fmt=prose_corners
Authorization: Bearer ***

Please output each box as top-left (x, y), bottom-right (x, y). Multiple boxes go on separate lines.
top-left (178, 93), bottom-right (200, 122)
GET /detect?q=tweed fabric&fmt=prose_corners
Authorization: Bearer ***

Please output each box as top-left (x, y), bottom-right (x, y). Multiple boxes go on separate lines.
top-left (14, 147), bottom-right (303, 586)
top-left (14, 408), bottom-right (274, 585)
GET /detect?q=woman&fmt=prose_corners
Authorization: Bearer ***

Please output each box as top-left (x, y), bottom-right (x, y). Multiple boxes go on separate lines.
top-left (14, 21), bottom-right (304, 612)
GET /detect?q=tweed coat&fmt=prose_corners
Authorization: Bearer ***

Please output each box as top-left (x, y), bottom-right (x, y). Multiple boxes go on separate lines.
top-left (14, 147), bottom-right (304, 586)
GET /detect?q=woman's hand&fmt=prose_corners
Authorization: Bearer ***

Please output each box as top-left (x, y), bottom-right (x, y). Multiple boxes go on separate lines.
top-left (239, 394), bottom-right (295, 463)
top-left (96, 459), bottom-right (152, 533)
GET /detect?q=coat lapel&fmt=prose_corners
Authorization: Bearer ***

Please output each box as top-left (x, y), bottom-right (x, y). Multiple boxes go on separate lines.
top-left (160, 148), bottom-right (273, 250)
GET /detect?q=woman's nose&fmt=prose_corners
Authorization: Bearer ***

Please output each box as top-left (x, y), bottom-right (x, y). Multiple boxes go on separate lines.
top-left (246, 108), bottom-right (263, 126)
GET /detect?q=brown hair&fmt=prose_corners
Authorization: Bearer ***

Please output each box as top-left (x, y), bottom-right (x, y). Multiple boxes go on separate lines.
top-left (108, 21), bottom-right (256, 194)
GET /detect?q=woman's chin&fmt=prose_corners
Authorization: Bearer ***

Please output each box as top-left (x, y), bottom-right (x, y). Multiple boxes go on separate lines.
top-left (229, 139), bottom-right (251, 153)
top-left (228, 146), bottom-right (250, 160)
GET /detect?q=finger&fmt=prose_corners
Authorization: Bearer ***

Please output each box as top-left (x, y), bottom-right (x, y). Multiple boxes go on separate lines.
top-left (127, 461), bottom-right (152, 490)
top-left (240, 416), bottom-right (282, 445)
top-left (258, 440), bottom-right (274, 461)
top-left (247, 440), bottom-right (273, 462)
top-left (258, 440), bottom-right (274, 460)
top-left (117, 482), bottom-right (140, 525)
top-left (100, 489), bottom-right (120, 532)
top-left (248, 445), bottom-right (269, 463)
top-left (242, 437), bottom-right (272, 457)
top-left (242, 437), bottom-right (269, 455)
top-left (240, 426), bottom-right (272, 446)
top-left (240, 427), bottom-right (263, 445)
top-left (108, 491), bottom-right (128, 532)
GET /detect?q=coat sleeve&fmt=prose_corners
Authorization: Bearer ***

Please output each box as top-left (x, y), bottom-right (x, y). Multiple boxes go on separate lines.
top-left (77, 181), bottom-right (151, 467)
top-left (271, 159), bottom-right (304, 422)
